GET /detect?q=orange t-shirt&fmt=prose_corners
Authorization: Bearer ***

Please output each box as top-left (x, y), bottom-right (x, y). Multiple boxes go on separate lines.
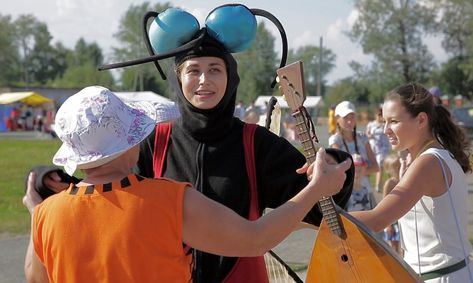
top-left (33, 174), bottom-right (192, 283)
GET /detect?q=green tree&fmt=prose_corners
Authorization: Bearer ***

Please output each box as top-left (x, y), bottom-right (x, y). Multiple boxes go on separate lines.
top-left (27, 23), bottom-right (66, 85)
top-left (13, 14), bottom-right (65, 86)
top-left (235, 22), bottom-right (277, 104)
top-left (0, 14), bottom-right (20, 85)
top-left (435, 0), bottom-right (472, 58)
top-left (52, 61), bottom-right (114, 88)
top-left (112, 2), bottom-right (172, 95)
top-left (326, 76), bottom-right (371, 108)
top-left (74, 38), bottom-right (104, 66)
top-left (434, 56), bottom-right (473, 99)
top-left (348, 0), bottom-right (437, 84)
top-left (13, 14), bottom-right (38, 86)
top-left (433, 0), bottom-right (473, 98)
top-left (52, 39), bottom-right (114, 88)
top-left (288, 44), bottom-right (336, 97)
top-left (347, 60), bottom-right (402, 105)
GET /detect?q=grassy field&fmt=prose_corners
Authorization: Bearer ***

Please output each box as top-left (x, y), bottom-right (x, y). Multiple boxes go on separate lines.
top-left (0, 139), bottom-right (61, 234)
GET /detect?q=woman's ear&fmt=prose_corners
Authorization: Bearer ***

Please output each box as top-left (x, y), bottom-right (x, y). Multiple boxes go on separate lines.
top-left (417, 112), bottom-right (429, 130)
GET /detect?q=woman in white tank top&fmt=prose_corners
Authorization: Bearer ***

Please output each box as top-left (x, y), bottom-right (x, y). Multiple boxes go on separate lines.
top-left (351, 83), bottom-right (473, 282)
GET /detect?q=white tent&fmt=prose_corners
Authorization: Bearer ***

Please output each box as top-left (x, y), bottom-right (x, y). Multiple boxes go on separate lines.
top-left (254, 95), bottom-right (323, 109)
top-left (0, 92), bottom-right (53, 106)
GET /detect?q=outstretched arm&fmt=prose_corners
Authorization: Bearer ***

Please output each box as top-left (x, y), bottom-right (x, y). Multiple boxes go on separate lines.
top-left (23, 173), bottom-right (49, 283)
top-left (351, 153), bottom-right (445, 232)
top-left (183, 148), bottom-right (351, 257)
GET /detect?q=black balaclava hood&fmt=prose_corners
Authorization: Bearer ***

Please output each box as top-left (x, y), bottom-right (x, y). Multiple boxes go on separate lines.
top-left (170, 33), bottom-right (240, 142)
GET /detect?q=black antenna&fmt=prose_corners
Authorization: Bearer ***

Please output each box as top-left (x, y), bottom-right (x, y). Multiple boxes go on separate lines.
top-left (251, 8), bottom-right (288, 88)
top-left (142, 11), bottom-right (166, 79)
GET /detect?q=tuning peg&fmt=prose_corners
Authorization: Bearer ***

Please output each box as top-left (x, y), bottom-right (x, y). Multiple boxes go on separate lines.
top-left (276, 76), bottom-right (280, 83)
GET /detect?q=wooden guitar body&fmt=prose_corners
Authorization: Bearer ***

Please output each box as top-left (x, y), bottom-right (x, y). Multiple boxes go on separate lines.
top-left (306, 209), bottom-right (421, 282)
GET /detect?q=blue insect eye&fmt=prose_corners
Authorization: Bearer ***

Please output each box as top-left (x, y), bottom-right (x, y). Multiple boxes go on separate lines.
top-left (205, 5), bottom-right (257, 53)
top-left (148, 8), bottom-right (200, 54)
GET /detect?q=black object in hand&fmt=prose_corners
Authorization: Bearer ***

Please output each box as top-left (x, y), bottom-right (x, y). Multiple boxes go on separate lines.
top-left (25, 166), bottom-right (80, 200)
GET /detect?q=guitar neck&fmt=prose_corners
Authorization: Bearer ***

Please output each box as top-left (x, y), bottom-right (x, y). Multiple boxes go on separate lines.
top-left (292, 110), bottom-right (317, 164)
top-left (292, 109), bottom-right (345, 238)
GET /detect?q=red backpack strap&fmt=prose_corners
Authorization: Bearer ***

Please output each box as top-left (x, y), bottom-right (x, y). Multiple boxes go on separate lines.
top-left (242, 123), bottom-right (260, 220)
top-left (223, 123), bottom-right (269, 283)
top-left (153, 122), bottom-right (172, 178)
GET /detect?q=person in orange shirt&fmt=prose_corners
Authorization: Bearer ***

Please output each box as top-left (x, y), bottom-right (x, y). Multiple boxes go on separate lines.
top-left (23, 86), bottom-right (351, 283)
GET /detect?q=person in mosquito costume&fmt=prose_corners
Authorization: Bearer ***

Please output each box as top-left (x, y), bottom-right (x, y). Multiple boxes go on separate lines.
top-left (30, 4), bottom-right (354, 283)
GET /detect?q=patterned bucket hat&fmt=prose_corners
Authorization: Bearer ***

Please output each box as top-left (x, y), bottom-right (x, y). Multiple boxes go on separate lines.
top-left (53, 86), bottom-right (158, 175)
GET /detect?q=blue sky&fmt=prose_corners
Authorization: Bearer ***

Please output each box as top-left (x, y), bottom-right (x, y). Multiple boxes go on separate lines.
top-left (3, 0), bottom-right (447, 85)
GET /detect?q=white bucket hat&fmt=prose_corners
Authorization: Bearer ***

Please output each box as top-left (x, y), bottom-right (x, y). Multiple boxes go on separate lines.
top-left (53, 86), bottom-right (158, 175)
top-left (334, 101), bottom-right (356, 117)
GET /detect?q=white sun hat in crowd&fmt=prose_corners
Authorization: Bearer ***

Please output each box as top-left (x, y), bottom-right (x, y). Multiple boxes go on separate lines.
top-left (53, 86), bottom-right (159, 175)
top-left (334, 101), bottom-right (356, 118)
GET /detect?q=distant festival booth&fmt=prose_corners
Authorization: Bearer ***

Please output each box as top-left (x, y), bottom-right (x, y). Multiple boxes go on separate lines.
top-left (0, 92), bottom-right (53, 132)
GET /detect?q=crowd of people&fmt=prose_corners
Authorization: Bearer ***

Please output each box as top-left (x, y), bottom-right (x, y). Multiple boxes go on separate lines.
top-left (4, 104), bottom-right (55, 133)
top-left (19, 3), bottom-right (473, 283)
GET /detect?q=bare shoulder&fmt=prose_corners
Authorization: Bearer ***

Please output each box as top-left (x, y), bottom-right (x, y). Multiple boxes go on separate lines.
top-left (400, 153), bottom-right (446, 196)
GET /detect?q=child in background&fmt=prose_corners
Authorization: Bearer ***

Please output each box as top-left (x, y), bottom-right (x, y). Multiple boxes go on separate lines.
top-left (366, 106), bottom-right (391, 192)
top-left (346, 153), bottom-right (371, 212)
top-left (382, 154), bottom-right (402, 254)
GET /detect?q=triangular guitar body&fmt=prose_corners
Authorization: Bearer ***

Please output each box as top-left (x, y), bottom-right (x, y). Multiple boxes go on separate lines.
top-left (306, 210), bottom-right (421, 282)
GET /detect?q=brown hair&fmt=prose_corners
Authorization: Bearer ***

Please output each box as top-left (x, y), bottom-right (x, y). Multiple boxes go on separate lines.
top-left (385, 82), bottom-right (471, 173)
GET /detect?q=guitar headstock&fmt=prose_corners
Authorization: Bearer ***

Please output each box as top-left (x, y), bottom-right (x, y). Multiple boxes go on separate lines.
top-left (276, 61), bottom-right (306, 111)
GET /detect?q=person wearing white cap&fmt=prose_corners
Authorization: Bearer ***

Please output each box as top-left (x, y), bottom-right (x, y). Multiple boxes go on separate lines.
top-left (329, 101), bottom-right (379, 198)
top-left (22, 86), bottom-right (351, 283)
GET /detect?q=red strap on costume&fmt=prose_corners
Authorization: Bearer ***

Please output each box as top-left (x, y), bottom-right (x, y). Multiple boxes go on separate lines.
top-left (153, 122), bottom-right (268, 283)
top-left (223, 123), bottom-right (269, 283)
top-left (153, 122), bottom-right (171, 178)
top-left (242, 123), bottom-right (259, 220)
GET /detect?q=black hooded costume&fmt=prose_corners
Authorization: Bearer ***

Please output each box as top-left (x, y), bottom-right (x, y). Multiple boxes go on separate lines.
top-left (135, 35), bottom-right (354, 283)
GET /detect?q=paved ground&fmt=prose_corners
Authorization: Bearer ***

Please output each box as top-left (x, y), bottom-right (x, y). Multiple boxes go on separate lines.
top-left (0, 234), bottom-right (28, 283)
top-left (1, 125), bottom-right (473, 283)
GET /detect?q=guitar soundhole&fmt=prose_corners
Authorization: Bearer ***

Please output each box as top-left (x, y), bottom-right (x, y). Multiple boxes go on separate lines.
top-left (341, 254), bottom-right (349, 262)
